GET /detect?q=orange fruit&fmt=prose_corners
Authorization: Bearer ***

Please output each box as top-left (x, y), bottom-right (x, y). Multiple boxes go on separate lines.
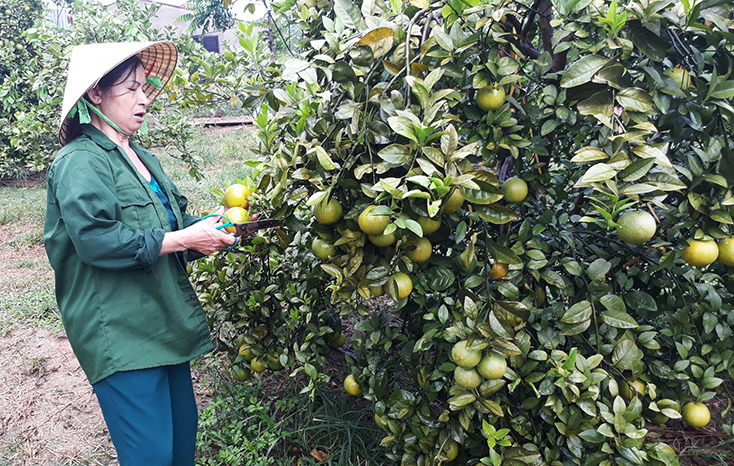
top-left (681, 402), bottom-right (710, 428)
top-left (223, 207), bottom-right (249, 233)
top-left (451, 340), bottom-right (481, 368)
top-left (313, 198), bottom-right (343, 225)
top-left (344, 374), bottom-right (362, 395)
top-left (477, 85), bottom-right (506, 112)
top-left (442, 189), bottom-right (464, 214)
top-left (368, 231), bottom-right (396, 247)
top-left (501, 177), bottom-right (528, 203)
top-left (616, 210), bottom-right (656, 245)
top-left (718, 238), bottom-right (734, 266)
top-left (311, 238), bottom-right (336, 260)
top-left (358, 205), bottom-right (390, 235)
top-left (619, 379), bottom-right (645, 400)
top-left (454, 366), bottom-right (482, 390)
top-left (406, 237), bottom-right (432, 262)
top-left (223, 183), bottom-right (251, 208)
top-left (477, 353), bottom-right (507, 380)
top-left (682, 239), bottom-right (719, 267)
top-left (417, 215), bottom-right (441, 235)
top-left (387, 272), bottom-right (412, 300)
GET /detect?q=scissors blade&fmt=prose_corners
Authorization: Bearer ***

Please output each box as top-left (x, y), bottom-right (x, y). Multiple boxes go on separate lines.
top-left (232, 219), bottom-right (283, 236)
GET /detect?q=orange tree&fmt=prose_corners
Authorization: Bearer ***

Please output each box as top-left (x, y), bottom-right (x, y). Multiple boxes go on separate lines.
top-left (190, 0), bottom-right (734, 464)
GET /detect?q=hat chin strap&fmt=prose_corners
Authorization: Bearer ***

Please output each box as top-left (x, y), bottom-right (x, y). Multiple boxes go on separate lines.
top-left (68, 97), bottom-right (149, 137)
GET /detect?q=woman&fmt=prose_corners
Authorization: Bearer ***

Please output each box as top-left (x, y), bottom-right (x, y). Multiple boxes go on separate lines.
top-left (44, 41), bottom-right (233, 465)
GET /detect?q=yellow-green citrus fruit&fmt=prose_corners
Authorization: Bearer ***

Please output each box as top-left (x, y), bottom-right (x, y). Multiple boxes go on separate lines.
top-left (442, 189), bottom-right (464, 214)
top-left (297, 0), bottom-right (315, 8)
top-left (477, 353), bottom-right (507, 380)
top-left (619, 379), bottom-right (645, 400)
top-left (477, 85), bottom-right (506, 112)
top-left (501, 177), bottom-right (528, 203)
top-left (490, 262), bottom-right (509, 279)
top-left (231, 365), bottom-right (251, 382)
top-left (406, 237), bottom-right (432, 263)
top-left (238, 344), bottom-right (254, 360)
top-left (329, 332), bottom-right (347, 347)
top-left (650, 412), bottom-right (669, 425)
top-left (313, 198), bottom-right (343, 225)
top-left (681, 402), bottom-right (710, 428)
top-left (417, 215), bottom-right (441, 235)
top-left (442, 439), bottom-right (459, 462)
top-left (452, 340), bottom-right (482, 368)
top-left (311, 238), bottom-right (336, 260)
top-left (682, 239), bottom-right (719, 267)
top-left (223, 207), bottom-right (249, 233)
top-left (616, 210), bottom-right (657, 245)
top-left (368, 231), bottom-right (396, 247)
top-left (665, 67), bottom-right (691, 89)
top-left (369, 284), bottom-right (384, 298)
top-left (718, 238), bottom-right (734, 266)
top-left (454, 366), bottom-right (482, 390)
top-left (358, 205), bottom-right (390, 235)
top-left (250, 357), bottom-right (267, 373)
top-left (267, 353), bottom-right (283, 370)
top-left (254, 325), bottom-right (268, 338)
top-left (344, 374), bottom-right (362, 395)
top-left (388, 272), bottom-right (413, 300)
top-left (223, 183), bottom-right (251, 208)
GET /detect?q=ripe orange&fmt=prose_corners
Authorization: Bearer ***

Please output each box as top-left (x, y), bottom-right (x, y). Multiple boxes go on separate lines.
top-left (223, 207), bottom-right (249, 233)
top-left (368, 231), bottom-right (396, 247)
top-left (490, 262), bottom-right (509, 279)
top-left (477, 85), bottom-right (506, 112)
top-left (682, 239), bottom-right (719, 267)
top-left (454, 366), bottom-right (482, 390)
top-left (417, 215), bottom-right (441, 235)
top-left (451, 340), bottom-right (482, 368)
top-left (477, 353), bottom-right (507, 380)
top-left (406, 237), bottom-right (432, 262)
top-left (616, 210), bottom-right (656, 245)
top-left (358, 205), bottom-right (390, 235)
top-left (681, 402), bottom-right (710, 428)
top-left (388, 272), bottom-right (413, 300)
top-left (313, 198), bottom-right (343, 225)
top-left (619, 379), bottom-right (645, 400)
top-left (441, 189), bottom-right (464, 214)
top-left (344, 374), bottom-right (362, 395)
top-left (223, 183), bottom-right (251, 209)
top-left (501, 177), bottom-right (528, 203)
top-left (311, 238), bottom-right (336, 260)
top-left (718, 238), bottom-right (734, 266)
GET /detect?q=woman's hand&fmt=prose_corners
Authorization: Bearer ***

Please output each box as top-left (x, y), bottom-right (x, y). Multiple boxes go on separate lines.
top-left (160, 209), bottom-right (237, 256)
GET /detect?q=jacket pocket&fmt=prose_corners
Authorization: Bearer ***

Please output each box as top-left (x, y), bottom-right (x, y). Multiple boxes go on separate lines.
top-left (117, 185), bottom-right (156, 229)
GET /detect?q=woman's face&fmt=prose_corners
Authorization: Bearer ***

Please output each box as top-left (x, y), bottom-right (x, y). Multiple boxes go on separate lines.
top-left (94, 64), bottom-right (150, 136)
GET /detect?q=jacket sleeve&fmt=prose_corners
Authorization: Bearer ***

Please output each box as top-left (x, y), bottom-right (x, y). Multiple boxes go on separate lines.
top-left (49, 148), bottom-right (164, 272)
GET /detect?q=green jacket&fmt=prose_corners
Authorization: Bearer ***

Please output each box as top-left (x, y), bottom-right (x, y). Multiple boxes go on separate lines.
top-left (44, 125), bottom-right (213, 385)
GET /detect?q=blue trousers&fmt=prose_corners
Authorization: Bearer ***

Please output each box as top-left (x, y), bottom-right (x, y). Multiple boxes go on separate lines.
top-left (93, 362), bottom-right (198, 466)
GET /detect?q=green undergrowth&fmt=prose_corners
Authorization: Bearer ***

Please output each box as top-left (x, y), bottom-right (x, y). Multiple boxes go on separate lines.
top-left (196, 371), bottom-right (391, 466)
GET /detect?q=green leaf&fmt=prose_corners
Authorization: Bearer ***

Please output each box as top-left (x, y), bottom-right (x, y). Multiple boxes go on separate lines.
top-left (575, 164), bottom-right (617, 186)
top-left (486, 238), bottom-right (522, 264)
top-left (600, 294), bottom-right (626, 313)
top-left (475, 203), bottom-right (519, 224)
top-left (561, 300), bottom-right (592, 324)
top-left (600, 310), bottom-right (639, 329)
top-left (628, 23), bottom-right (667, 62)
top-left (616, 88), bottom-right (654, 113)
top-left (426, 267), bottom-right (455, 291)
top-left (571, 146), bottom-right (609, 163)
top-left (612, 340), bottom-right (639, 370)
top-left (619, 158), bottom-right (655, 181)
top-left (577, 91), bottom-right (614, 116)
top-left (333, 0), bottom-right (366, 29)
top-left (378, 144), bottom-right (411, 164)
top-left (315, 146), bottom-right (338, 170)
top-left (561, 55), bottom-right (609, 88)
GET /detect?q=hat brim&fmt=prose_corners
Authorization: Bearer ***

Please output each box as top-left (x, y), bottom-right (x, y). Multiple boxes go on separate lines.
top-left (58, 41), bottom-right (178, 146)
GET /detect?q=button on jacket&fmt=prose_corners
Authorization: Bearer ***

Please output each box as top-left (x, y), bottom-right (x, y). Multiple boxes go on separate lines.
top-left (44, 125), bottom-right (213, 385)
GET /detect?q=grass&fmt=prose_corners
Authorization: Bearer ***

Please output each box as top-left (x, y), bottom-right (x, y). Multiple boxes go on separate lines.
top-left (0, 125), bottom-right (390, 466)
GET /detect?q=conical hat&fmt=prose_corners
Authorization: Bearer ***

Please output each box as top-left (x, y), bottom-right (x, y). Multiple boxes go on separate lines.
top-left (58, 41), bottom-right (177, 146)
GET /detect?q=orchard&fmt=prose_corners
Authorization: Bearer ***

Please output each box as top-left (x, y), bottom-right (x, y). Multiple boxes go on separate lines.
top-left (186, 0), bottom-right (734, 465)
